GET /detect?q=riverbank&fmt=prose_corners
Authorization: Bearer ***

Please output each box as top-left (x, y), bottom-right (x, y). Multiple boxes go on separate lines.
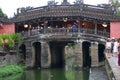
top-left (0, 64), bottom-right (24, 78)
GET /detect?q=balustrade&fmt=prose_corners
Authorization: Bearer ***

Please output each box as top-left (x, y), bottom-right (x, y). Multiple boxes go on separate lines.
top-left (21, 27), bottom-right (109, 38)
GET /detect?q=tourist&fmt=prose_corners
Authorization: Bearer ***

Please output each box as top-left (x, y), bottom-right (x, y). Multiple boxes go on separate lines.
top-left (110, 38), bottom-right (115, 56)
top-left (106, 38), bottom-right (111, 58)
top-left (72, 23), bottom-right (77, 32)
top-left (113, 39), bottom-right (119, 57)
top-left (117, 39), bottom-right (120, 66)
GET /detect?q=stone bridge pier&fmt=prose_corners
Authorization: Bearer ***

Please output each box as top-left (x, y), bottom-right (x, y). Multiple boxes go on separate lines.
top-left (41, 41), bottom-right (51, 68)
top-left (91, 42), bottom-right (99, 67)
top-left (74, 42), bottom-right (83, 68)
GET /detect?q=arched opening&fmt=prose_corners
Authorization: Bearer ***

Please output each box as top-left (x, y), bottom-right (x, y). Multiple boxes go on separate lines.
top-left (49, 41), bottom-right (68, 68)
top-left (98, 44), bottom-right (105, 62)
top-left (33, 42), bottom-right (41, 68)
top-left (82, 41), bottom-right (91, 68)
top-left (19, 44), bottom-right (26, 62)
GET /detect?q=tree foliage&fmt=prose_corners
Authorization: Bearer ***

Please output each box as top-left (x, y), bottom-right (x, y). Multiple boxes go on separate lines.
top-left (0, 8), bottom-right (3, 14)
top-left (0, 33), bottom-right (23, 49)
top-left (47, 0), bottom-right (58, 6)
top-left (110, 0), bottom-right (120, 8)
top-left (109, 0), bottom-right (120, 15)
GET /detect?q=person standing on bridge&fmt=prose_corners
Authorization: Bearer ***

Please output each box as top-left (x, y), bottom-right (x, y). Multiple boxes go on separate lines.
top-left (106, 38), bottom-right (111, 58)
top-left (110, 38), bottom-right (115, 56)
top-left (72, 23), bottom-right (77, 32)
top-left (113, 39), bottom-right (119, 57)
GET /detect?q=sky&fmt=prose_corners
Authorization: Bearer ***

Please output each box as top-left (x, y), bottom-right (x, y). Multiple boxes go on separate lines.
top-left (0, 0), bottom-right (109, 18)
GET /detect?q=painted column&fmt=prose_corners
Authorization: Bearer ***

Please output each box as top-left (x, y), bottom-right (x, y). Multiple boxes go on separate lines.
top-left (74, 40), bottom-right (83, 68)
top-left (76, 20), bottom-right (81, 32)
top-left (44, 21), bottom-right (48, 34)
top-left (41, 41), bottom-right (51, 68)
top-left (91, 42), bottom-right (99, 67)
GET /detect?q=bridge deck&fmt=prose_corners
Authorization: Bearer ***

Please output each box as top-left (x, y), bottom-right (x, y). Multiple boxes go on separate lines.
top-left (106, 55), bottom-right (120, 80)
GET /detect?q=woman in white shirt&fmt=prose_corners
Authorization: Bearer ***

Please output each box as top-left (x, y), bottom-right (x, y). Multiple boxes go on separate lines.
top-left (106, 39), bottom-right (111, 58)
top-left (113, 39), bottom-right (119, 57)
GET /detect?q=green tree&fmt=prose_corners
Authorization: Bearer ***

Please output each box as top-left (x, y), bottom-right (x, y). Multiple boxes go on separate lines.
top-left (109, 0), bottom-right (120, 15)
top-left (0, 8), bottom-right (3, 14)
top-left (0, 8), bottom-right (8, 18)
top-left (110, 0), bottom-right (120, 8)
top-left (0, 33), bottom-right (23, 53)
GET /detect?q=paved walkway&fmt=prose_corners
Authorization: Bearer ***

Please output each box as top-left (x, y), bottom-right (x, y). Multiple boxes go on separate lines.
top-left (106, 55), bottom-right (120, 80)
top-left (89, 67), bottom-right (108, 80)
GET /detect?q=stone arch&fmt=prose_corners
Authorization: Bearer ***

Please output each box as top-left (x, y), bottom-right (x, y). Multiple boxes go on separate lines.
top-left (82, 41), bottom-right (91, 68)
top-left (49, 41), bottom-right (65, 68)
top-left (49, 41), bottom-right (74, 68)
top-left (98, 43), bottom-right (105, 62)
top-left (32, 42), bottom-right (41, 68)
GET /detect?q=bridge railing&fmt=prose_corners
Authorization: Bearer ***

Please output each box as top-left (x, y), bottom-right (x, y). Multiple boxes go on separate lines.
top-left (20, 28), bottom-right (110, 38)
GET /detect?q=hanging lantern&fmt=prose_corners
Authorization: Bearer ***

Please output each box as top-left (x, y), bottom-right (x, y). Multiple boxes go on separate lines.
top-left (24, 24), bottom-right (28, 28)
top-left (102, 22), bottom-right (107, 28)
top-left (63, 18), bottom-right (68, 22)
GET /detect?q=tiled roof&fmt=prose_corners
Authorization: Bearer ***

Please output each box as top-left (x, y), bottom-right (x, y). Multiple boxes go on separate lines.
top-left (11, 4), bottom-right (120, 22)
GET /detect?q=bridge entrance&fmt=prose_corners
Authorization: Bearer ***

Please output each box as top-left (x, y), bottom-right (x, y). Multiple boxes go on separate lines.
top-left (49, 41), bottom-right (66, 68)
top-left (49, 41), bottom-right (74, 68)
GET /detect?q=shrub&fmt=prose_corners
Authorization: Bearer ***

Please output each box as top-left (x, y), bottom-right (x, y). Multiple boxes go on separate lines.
top-left (0, 64), bottom-right (24, 78)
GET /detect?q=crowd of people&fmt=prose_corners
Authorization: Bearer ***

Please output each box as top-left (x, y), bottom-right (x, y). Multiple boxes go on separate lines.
top-left (106, 37), bottom-right (120, 67)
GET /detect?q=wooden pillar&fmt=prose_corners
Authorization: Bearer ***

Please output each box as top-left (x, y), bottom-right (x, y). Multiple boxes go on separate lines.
top-left (76, 20), bottom-right (81, 32)
top-left (41, 41), bottom-right (51, 68)
top-left (27, 24), bottom-right (31, 36)
top-left (91, 42), bottom-right (99, 67)
top-left (44, 21), bottom-right (48, 34)
top-left (94, 22), bottom-right (97, 34)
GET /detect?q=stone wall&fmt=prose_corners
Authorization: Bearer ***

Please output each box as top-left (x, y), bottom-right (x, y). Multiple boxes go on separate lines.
top-left (0, 54), bottom-right (18, 66)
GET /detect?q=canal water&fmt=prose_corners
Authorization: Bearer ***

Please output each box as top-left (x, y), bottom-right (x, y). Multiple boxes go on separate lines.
top-left (20, 68), bottom-right (89, 80)
top-left (0, 66), bottom-right (109, 80)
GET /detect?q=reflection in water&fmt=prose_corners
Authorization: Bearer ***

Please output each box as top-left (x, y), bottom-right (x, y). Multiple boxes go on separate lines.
top-left (0, 73), bottom-right (22, 80)
top-left (75, 69), bottom-right (89, 80)
top-left (22, 68), bottom-right (89, 80)
top-left (1, 68), bottom-right (89, 80)
top-left (66, 68), bottom-right (89, 80)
